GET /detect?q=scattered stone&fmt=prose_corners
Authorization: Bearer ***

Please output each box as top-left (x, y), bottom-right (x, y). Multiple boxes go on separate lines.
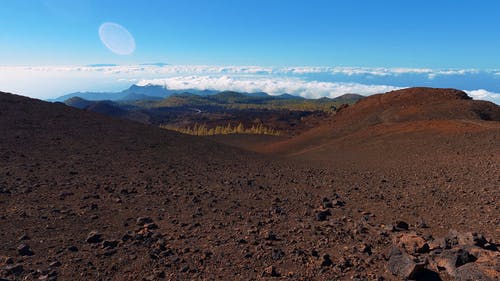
top-left (337, 257), bottom-right (353, 271)
top-left (136, 217), bottom-right (153, 226)
top-left (262, 265), bottom-right (280, 277)
top-left (144, 223), bottom-right (158, 230)
top-left (86, 231), bottom-right (103, 243)
top-left (17, 244), bottom-right (34, 256)
top-left (263, 230), bottom-right (278, 241)
top-left (322, 198), bottom-right (333, 208)
top-left (18, 234), bottom-right (30, 241)
top-left (332, 199), bottom-right (345, 207)
top-left (153, 269), bottom-right (165, 278)
top-left (67, 245), bottom-right (79, 252)
top-left (102, 240), bottom-right (119, 249)
top-left (46, 270), bottom-right (58, 280)
top-left (316, 209), bottom-right (331, 221)
top-left (360, 243), bottom-right (372, 255)
top-left (271, 249), bottom-right (285, 260)
top-left (121, 231), bottom-right (133, 242)
top-left (103, 249), bottom-right (117, 257)
top-left (416, 218), bottom-right (429, 228)
top-left (49, 261), bottom-right (61, 268)
top-left (0, 186), bottom-right (11, 194)
top-left (4, 264), bottom-right (24, 275)
top-left (394, 220), bottom-right (409, 231)
top-left (321, 254), bottom-right (333, 267)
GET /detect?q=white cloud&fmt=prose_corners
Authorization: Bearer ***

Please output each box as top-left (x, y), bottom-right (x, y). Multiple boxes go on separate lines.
top-left (0, 64), bottom-right (498, 104)
top-left (137, 76), bottom-right (401, 98)
top-left (465, 89), bottom-right (500, 102)
top-left (329, 67), bottom-right (435, 77)
top-left (0, 65), bottom-right (487, 77)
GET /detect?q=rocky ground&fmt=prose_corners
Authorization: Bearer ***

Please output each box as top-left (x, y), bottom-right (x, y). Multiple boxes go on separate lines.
top-left (0, 89), bottom-right (498, 280)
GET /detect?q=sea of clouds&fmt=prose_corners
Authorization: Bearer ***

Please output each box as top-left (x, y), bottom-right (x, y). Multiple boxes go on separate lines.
top-left (136, 76), bottom-right (401, 99)
top-left (0, 64), bottom-right (498, 103)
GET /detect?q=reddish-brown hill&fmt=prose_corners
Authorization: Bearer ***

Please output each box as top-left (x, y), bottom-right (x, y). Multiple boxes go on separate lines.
top-left (265, 87), bottom-right (500, 161)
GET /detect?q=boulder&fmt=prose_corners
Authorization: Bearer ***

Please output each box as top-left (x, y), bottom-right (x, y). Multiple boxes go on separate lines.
top-left (387, 246), bottom-right (427, 279)
top-left (433, 248), bottom-right (477, 277)
top-left (393, 232), bottom-right (430, 254)
top-left (455, 263), bottom-right (498, 281)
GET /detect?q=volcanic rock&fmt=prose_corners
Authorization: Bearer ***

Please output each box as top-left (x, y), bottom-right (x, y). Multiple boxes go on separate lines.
top-left (387, 246), bottom-right (427, 279)
top-left (393, 220), bottom-right (409, 232)
top-left (262, 265), bottom-right (280, 277)
top-left (102, 240), bottom-right (119, 249)
top-left (316, 209), bottom-right (331, 221)
top-left (86, 231), bottom-right (103, 244)
top-left (136, 217), bottom-right (154, 226)
top-left (393, 232), bottom-right (430, 254)
top-left (3, 264), bottom-right (24, 275)
top-left (321, 254), bottom-right (334, 267)
top-left (17, 244), bottom-right (34, 256)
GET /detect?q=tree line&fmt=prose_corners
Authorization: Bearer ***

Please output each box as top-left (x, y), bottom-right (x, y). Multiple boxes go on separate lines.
top-left (160, 122), bottom-right (281, 136)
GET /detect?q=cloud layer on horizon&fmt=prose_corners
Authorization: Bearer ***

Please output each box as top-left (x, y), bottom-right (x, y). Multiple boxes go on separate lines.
top-left (137, 76), bottom-right (401, 98)
top-left (0, 64), bottom-right (499, 103)
top-left (0, 64), bottom-right (493, 78)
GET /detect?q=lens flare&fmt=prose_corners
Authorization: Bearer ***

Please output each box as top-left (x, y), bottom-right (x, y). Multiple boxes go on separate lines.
top-left (98, 22), bottom-right (135, 55)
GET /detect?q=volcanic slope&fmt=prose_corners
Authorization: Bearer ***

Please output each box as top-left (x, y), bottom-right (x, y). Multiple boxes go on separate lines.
top-left (267, 87), bottom-right (500, 162)
top-left (0, 90), bottom-right (499, 281)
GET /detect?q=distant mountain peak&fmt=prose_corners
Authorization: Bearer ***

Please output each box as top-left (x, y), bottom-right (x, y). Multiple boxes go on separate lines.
top-left (332, 93), bottom-right (365, 102)
top-left (86, 63), bottom-right (119, 67)
top-left (139, 62), bottom-right (169, 67)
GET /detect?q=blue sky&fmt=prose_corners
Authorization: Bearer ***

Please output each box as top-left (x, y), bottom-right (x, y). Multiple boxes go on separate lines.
top-left (0, 0), bottom-right (499, 103)
top-left (1, 0), bottom-right (500, 67)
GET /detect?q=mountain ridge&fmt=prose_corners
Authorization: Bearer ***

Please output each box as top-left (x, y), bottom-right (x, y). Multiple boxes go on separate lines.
top-left (49, 84), bottom-right (366, 103)
top-left (264, 87), bottom-right (500, 158)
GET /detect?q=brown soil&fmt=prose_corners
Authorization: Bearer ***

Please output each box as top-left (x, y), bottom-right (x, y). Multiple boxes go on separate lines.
top-left (0, 88), bottom-right (498, 280)
top-left (207, 134), bottom-right (287, 152)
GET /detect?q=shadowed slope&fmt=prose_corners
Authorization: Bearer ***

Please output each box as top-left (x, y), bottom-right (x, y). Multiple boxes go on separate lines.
top-left (0, 91), bottom-right (245, 166)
